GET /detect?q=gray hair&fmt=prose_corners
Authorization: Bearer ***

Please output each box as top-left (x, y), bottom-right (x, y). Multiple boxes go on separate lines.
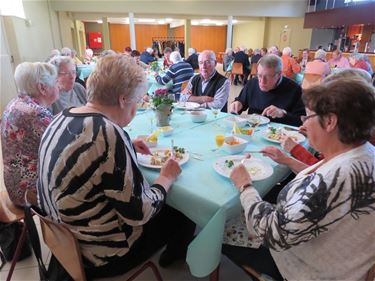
top-left (170, 51), bottom-right (182, 63)
top-left (225, 48), bottom-right (233, 55)
top-left (258, 54), bottom-right (283, 73)
top-left (268, 46), bottom-right (279, 55)
top-left (99, 49), bottom-right (116, 58)
top-left (61, 47), bottom-right (72, 57)
top-left (282, 47), bottom-right (292, 56)
top-left (50, 49), bottom-right (60, 56)
top-left (188, 48), bottom-right (196, 55)
top-left (146, 47), bottom-right (153, 54)
top-left (198, 50), bottom-right (216, 61)
top-left (49, 55), bottom-right (74, 71)
top-left (324, 68), bottom-right (372, 84)
top-left (14, 62), bottom-right (57, 97)
top-left (315, 49), bottom-right (327, 60)
top-left (253, 48), bottom-right (261, 55)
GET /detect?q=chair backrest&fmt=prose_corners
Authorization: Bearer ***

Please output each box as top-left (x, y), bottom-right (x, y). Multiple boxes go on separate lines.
top-left (32, 210), bottom-right (87, 281)
top-left (250, 63), bottom-right (258, 76)
top-left (180, 81), bottom-right (188, 93)
top-left (231, 63), bottom-right (243, 75)
top-left (301, 73), bottom-right (323, 90)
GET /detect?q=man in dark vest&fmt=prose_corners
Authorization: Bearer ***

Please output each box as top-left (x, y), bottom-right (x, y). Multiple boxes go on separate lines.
top-left (180, 50), bottom-right (230, 112)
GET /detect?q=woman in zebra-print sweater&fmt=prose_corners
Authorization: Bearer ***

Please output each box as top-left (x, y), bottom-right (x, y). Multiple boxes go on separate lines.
top-left (37, 54), bottom-right (195, 279)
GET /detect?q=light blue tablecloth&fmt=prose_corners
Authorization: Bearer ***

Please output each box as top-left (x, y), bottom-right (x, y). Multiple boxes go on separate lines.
top-left (147, 73), bottom-right (172, 95)
top-left (127, 111), bottom-right (291, 277)
top-left (76, 64), bottom-right (95, 80)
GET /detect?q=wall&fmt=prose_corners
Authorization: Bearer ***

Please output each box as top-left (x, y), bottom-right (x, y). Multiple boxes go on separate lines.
top-left (310, 28), bottom-right (336, 50)
top-left (58, 11), bottom-right (75, 50)
top-left (233, 18), bottom-right (266, 50)
top-left (191, 26), bottom-right (226, 53)
top-left (264, 17), bottom-right (312, 56)
top-left (84, 22), bottom-right (105, 53)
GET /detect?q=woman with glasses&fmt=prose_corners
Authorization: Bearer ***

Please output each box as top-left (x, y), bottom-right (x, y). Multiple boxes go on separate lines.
top-left (1, 62), bottom-right (59, 206)
top-left (37, 54), bottom-right (195, 279)
top-left (49, 56), bottom-right (87, 115)
top-left (223, 77), bottom-right (375, 280)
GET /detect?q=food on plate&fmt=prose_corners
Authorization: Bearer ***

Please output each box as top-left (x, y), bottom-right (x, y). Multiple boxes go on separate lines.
top-left (226, 139), bottom-right (241, 146)
top-left (150, 147), bottom-right (185, 165)
top-left (246, 166), bottom-right (262, 177)
top-left (225, 159), bottom-right (234, 168)
top-left (266, 126), bottom-right (282, 141)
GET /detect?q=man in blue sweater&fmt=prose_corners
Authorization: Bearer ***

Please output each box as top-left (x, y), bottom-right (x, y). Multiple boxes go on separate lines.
top-left (154, 51), bottom-right (194, 99)
top-left (140, 48), bottom-right (156, 65)
top-left (229, 55), bottom-right (305, 126)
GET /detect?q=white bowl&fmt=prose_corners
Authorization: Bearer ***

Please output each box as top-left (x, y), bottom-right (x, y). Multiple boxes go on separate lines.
top-left (222, 136), bottom-right (248, 154)
top-left (224, 116), bottom-right (248, 128)
top-left (137, 135), bottom-right (157, 148)
top-left (232, 128), bottom-right (254, 141)
top-left (190, 111), bottom-right (207, 123)
top-left (159, 126), bottom-right (174, 137)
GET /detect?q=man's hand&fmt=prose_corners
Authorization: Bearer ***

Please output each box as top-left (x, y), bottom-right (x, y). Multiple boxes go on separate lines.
top-left (132, 138), bottom-right (152, 155)
top-left (229, 101), bottom-right (243, 114)
top-left (261, 105), bottom-right (286, 119)
top-left (188, 95), bottom-right (213, 104)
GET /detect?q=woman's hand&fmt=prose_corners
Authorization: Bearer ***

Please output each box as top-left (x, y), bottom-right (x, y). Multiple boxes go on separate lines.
top-left (261, 146), bottom-right (290, 165)
top-left (299, 125), bottom-right (307, 136)
top-left (132, 139), bottom-right (152, 155)
top-left (230, 164), bottom-right (252, 190)
top-left (280, 135), bottom-right (298, 153)
top-left (155, 159), bottom-right (181, 192)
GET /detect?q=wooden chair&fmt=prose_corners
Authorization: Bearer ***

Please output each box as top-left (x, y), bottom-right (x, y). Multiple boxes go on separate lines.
top-left (29, 206), bottom-right (163, 281)
top-left (248, 63), bottom-right (258, 80)
top-left (0, 191), bottom-right (28, 281)
top-left (231, 62), bottom-right (244, 84)
top-left (301, 73), bottom-right (323, 90)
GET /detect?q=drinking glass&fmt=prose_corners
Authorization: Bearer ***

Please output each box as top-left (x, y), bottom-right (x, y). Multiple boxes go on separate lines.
top-left (210, 105), bottom-right (220, 119)
top-left (215, 134), bottom-right (225, 148)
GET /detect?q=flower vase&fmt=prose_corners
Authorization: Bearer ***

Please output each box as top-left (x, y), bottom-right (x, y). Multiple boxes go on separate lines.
top-left (154, 104), bottom-right (172, 127)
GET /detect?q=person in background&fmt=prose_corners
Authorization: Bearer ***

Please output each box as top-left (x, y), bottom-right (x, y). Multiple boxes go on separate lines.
top-left (250, 49), bottom-right (262, 64)
top-left (247, 48), bottom-right (254, 59)
top-left (268, 46), bottom-right (280, 56)
top-left (155, 51), bottom-right (194, 99)
top-left (84, 48), bottom-right (95, 64)
top-left (305, 49), bottom-right (331, 77)
top-left (163, 47), bottom-right (173, 68)
top-left (328, 49), bottom-right (350, 69)
top-left (184, 47), bottom-right (199, 70)
top-left (298, 48), bottom-right (310, 71)
top-left (180, 50), bottom-right (230, 111)
top-left (140, 47), bottom-right (156, 65)
top-left (363, 54), bottom-right (374, 76)
top-left (229, 55), bottom-right (305, 126)
top-left (260, 47), bottom-right (268, 57)
top-left (224, 78), bottom-right (375, 280)
top-left (223, 48), bottom-right (234, 72)
top-left (281, 47), bottom-right (301, 79)
top-left (60, 47), bottom-right (72, 57)
top-left (49, 56), bottom-right (87, 115)
top-left (71, 48), bottom-right (83, 65)
top-left (130, 50), bottom-right (149, 69)
top-left (233, 46), bottom-right (250, 85)
top-left (123, 46), bottom-right (132, 56)
top-left (99, 49), bottom-right (117, 58)
top-left (37, 54), bottom-right (195, 279)
top-left (1, 62), bottom-right (59, 206)
top-left (153, 47), bottom-right (160, 59)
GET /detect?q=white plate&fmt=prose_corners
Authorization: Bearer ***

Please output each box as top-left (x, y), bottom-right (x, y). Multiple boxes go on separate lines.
top-left (247, 114), bottom-right (270, 125)
top-left (173, 102), bottom-right (200, 110)
top-left (137, 147), bottom-right (189, 169)
top-left (262, 130), bottom-right (306, 144)
top-left (213, 156), bottom-right (273, 181)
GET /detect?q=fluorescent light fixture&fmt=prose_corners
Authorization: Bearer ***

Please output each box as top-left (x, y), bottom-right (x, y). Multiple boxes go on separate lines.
top-left (138, 18), bottom-right (155, 23)
top-left (192, 20), bottom-right (199, 25)
top-left (232, 19), bottom-right (238, 24)
top-left (158, 20), bottom-right (165, 24)
top-left (165, 18), bottom-right (173, 22)
top-left (97, 19), bottom-right (103, 24)
top-left (200, 19), bottom-right (211, 24)
top-left (216, 22), bottom-right (224, 26)
top-left (122, 18), bottom-right (129, 24)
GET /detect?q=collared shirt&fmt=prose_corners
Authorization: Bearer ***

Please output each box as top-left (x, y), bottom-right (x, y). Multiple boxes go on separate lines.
top-left (180, 70), bottom-right (230, 110)
top-left (328, 56), bottom-right (350, 69)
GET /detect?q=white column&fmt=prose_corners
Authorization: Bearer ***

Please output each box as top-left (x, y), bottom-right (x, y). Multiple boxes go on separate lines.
top-left (226, 16), bottom-right (233, 50)
top-left (129, 12), bottom-right (136, 50)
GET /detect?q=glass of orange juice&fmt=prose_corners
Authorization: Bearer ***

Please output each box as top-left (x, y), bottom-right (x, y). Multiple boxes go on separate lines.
top-left (215, 134), bottom-right (225, 148)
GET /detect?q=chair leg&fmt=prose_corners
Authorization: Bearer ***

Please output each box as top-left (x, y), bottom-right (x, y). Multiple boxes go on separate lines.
top-left (6, 223), bottom-right (28, 281)
top-left (126, 261), bottom-right (163, 281)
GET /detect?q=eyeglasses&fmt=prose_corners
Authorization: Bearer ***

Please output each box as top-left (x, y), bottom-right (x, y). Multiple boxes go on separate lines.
top-left (300, 114), bottom-right (319, 123)
top-left (59, 71), bottom-right (77, 77)
top-left (257, 73), bottom-right (279, 81)
top-left (198, 60), bottom-right (214, 65)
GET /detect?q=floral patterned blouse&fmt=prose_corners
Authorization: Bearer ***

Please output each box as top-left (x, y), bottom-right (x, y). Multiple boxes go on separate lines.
top-left (1, 94), bottom-right (53, 206)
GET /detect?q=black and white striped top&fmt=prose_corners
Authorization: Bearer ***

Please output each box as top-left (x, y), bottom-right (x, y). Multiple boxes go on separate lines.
top-left (37, 109), bottom-right (166, 267)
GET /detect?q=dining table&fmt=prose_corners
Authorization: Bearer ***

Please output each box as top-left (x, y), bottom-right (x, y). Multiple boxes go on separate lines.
top-left (76, 64), bottom-right (96, 81)
top-left (126, 108), bottom-right (294, 279)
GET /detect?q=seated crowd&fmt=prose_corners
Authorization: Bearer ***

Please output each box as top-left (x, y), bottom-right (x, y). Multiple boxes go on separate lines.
top-left (1, 43), bottom-right (374, 281)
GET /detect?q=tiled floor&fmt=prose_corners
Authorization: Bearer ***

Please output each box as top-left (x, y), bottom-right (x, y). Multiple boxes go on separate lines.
top-left (0, 67), bottom-right (251, 281)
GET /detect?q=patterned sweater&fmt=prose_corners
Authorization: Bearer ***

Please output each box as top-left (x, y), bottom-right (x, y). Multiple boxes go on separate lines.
top-left (241, 143), bottom-right (375, 280)
top-left (37, 109), bottom-right (166, 267)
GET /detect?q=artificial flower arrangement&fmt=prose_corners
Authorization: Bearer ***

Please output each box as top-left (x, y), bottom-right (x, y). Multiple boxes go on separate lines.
top-left (151, 88), bottom-right (174, 108)
top-left (150, 61), bottom-right (160, 72)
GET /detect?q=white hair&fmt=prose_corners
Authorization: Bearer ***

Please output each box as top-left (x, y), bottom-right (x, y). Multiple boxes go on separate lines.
top-left (49, 55), bottom-right (74, 71)
top-left (170, 51), bottom-right (182, 63)
top-left (198, 50), bottom-right (216, 61)
top-left (282, 47), bottom-right (292, 56)
top-left (225, 48), bottom-right (233, 55)
top-left (315, 49), bottom-right (327, 60)
top-left (61, 47), bottom-right (72, 57)
top-left (14, 62), bottom-right (57, 97)
top-left (188, 48), bottom-right (196, 56)
top-left (50, 49), bottom-right (61, 56)
top-left (146, 47), bottom-right (153, 54)
top-left (268, 46), bottom-right (279, 55)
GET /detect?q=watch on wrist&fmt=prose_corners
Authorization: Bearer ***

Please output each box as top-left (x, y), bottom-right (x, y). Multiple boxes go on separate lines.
top-left (239, 183), bottom-right (252, 193)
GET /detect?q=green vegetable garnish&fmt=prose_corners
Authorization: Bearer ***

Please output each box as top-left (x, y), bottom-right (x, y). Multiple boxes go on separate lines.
top-left (225, 160), bottom-right (234, 168)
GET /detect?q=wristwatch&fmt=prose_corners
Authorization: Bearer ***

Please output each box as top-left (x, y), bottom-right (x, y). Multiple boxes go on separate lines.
top-left (239, 183), bottom-right (252, 193)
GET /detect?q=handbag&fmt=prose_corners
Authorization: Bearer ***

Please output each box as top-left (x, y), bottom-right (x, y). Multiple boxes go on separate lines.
top-left (23, 204), bottom-right (72, 281)
top-left (0, 221), bottom-right (32, 262)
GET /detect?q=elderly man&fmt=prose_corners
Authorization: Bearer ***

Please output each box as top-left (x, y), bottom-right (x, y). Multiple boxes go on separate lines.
top-left (281, 47), bottom-right (301, 79)
top-left (140, 47), bottom-right (156, 65)
top-left (155, 51), bottom-right (194, 98)
top-left (233, 46), bottom-right (250, 85)
top-left (328, 49), bottom-right (350, 69)
top-left (180, 50), bottom-right (230, 112)
top-left (49, 56), bottom-right (87, 115)
top-left (184, 48), bottom-right (199, 70)
top-left (229, 55), bottom-right (305, 126)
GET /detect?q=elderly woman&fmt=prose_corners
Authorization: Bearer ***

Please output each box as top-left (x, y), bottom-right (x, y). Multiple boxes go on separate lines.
top-left (37, 54), bottom-right (195, 279)
top-left (223, 78), bottom-right (375, 280)
top-left (281, 47), bottom-right (301, 79)
top-left (223, 48), bottom-right (234, 72)
top-left (305, 49), bottom-right (331, 77)
top-left (1, 62), bottom-right (59, 206)
top-left (49, 56), bottom-right (87, 115)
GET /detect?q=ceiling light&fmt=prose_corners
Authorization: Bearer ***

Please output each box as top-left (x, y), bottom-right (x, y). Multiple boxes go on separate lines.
top-left (165, 18), bottom-right (173, 22)
top-left (232, 19), bottom-right (238, 24)
top-left (97, 19), bottom-right (103, 24)
top-left (216, 22), bottom-right (224, 26)
top-left (158, 20), bottom-right (165, 24)
top-left (200, 19), bottom-right (211, 24)
top-left (138, 18), bottom-right (155, 23)
top-left (192, 20), bottom-right (199, 25)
